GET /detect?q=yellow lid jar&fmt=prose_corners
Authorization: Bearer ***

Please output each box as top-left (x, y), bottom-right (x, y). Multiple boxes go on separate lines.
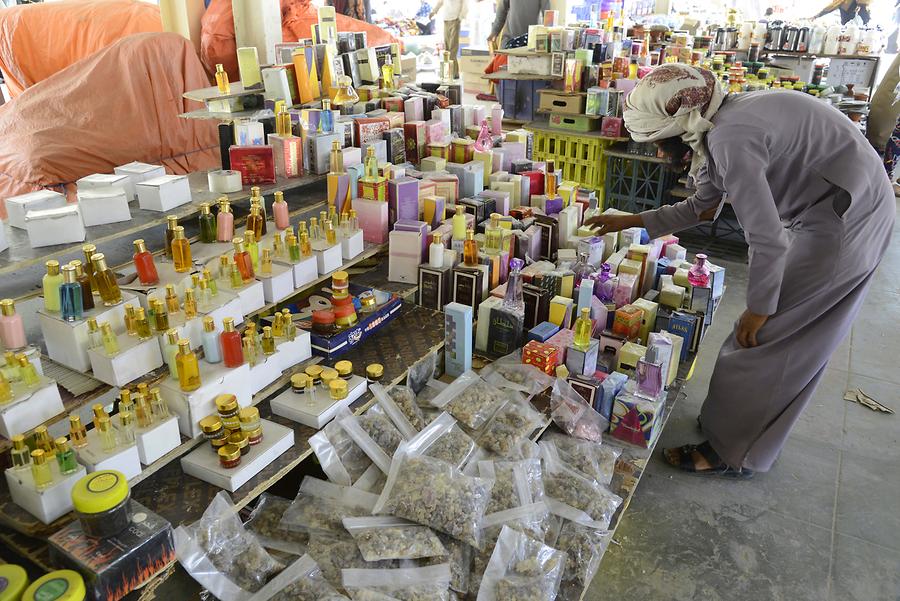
top-left (21, 571), bottom-right (84, 601)
top-left (70, 470), bottom-right (131, 538)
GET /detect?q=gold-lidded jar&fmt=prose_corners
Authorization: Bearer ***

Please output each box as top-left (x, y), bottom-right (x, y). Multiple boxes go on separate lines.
top-left (366, 363), bottom-right (384, 383)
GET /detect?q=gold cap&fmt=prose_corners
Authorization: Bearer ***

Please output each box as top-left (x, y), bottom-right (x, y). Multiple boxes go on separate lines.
top-left (166, 329), bottom-right (179, 345)
top-left (329, 378), bottom-right (348, 397)
top-left (177, 339), bottom-right (191, 352)
top-left (45, 260), bottom-right (60, 276)
top-left (305, 365), bottom-right (323, 379)
top-left (199, 415), bottom-right (223, 434)
top-left (244, 231), bottom-right (255, 244)
top-left (97, 415), bottom-right (111, 432)
top-left (173, 226), bottom-right (186, 240)
top-left (200, 203), bottom-right (211, 215)
top-left (366, 363), bottom-right (384, 379)
top-left (11, 434), bottom-right (26, 451)
top-left (133, 239), bottom-right (148, 254)
top-left (0, 299), bottom-right (16, 317)
top-left (432, 232), bottom-right (442, 244)
top-left (119, 411), bottom-right (133, 428)
top-left (290, 373), bottom-right (308, 389)
top-left (239, 406), bottom-right (259, 424)
top-left (223, 317), bottom-right (235, 332)
top-left (466, 229), bottom-right (474, 241)
top-left (203, 316), bottom-right (215, 332)
top-left (135, 307), bottom-right (147, 321)
top-left (90, 253), bottom-right (109, 272)
top-left (232, 238), bottom-right (245, 253)
top-left (82, 243), bottom-right (96, 254)
top-left (228, 430), bottom-right (248, 447)
top-left (335, 360), bottom-right (353, 376)
top-left (54, 437), bottom-right (70, 452)
top-left (62, 264), bottom-right (77, 284)
top-left (274, 190), bottom-right (284, 203)
top-left (87, 317), bottom-right (99, 332)
top-left (215, 394), bottom-right (238, 413)
top-left (218, 444), bottom-right (241, 462)
top-left (31, 449), bottom-right (47, 465)
top-left (167, 215), bottom-right (178, 228)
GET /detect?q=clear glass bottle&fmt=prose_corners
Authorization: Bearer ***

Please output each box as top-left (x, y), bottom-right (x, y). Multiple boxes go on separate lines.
top-left (0, 372), bottom-right (10, 404)
top-left (215, 63), bottom-right (230, 93)
top-left (176, 340), bottom-right (201, 391)
top-left (198, 278), bottom-right (212, 309)
top-left (245, 204), bottom-right (264, 241)
top-left (309, 217), bottom-right (322, 243)
top-left (60, 264), bottom-right (84, 323)
top-left (250, 187), bottom-right (268, 231)
top-left (484, 213), bottom-right (502, 255)
top-left (220, 318), bottom-right (244, 367)
top-left (42, 260), bottom-right (63, 313)
top-left (202, 268), bottom-right (218, 297)
top-left (217, 198), bottom-right (234, 242)
top-left (86, 318), bottom-right (103, 349)
top-left (101, 322), bottom-right (119, 356)
top-left (132, 239), bottom-right (159, 285)
top-left (151, 298), bottom-right (169, 332)
top-left (202, 317), bottom-right (223, 363)
top-left (463, 229), bottom-right (478, 267)
top-left (596, 263), bottom-right (617, 304)
top-left (81, 243), bottom-right (98, 296)
top-left (164, 215), bottom-right (178, 259)
top-left (165, 284), bottom-right (180, 315)
top-left (136, 397), bottom-right (153, 428)
top-left (572, 252), bottom-right (594, 289)
top-left (299, 231), bottom-right (312, 257)
top-left (69, 414), bottom-right (88, 449)
top-left (283, 308), bottom-right (297, 341)
top-left (30, 449), bottom-right (53, 490)
top-left (71, 260), bottom-right (95, 311)
top-left (242, 335), bottom-right (258, 367)
top-left (636, 345), bottom-right (664, 398)
top-left (90, 253), bottom-right (123, 306)
top-left (273, 191), bottom-right (290, 230)
top-left (10, 434), bottom-right (31, 470)
top-left (164, 330), bottom-right (180, 378)
top-left (381, 53), bottom-right (395, 90)
top-left (124, 303), bottom-right (137, 336)
top-left (150, 387), bottom-right (169, 420)
top-left (474, 118), bottom-right (493, 152)
top-left (320, 97), bottom-right (334, 133)
top-left (55, 437), bottom-right (79, 475)
top-left (217, 254), bottom-right (231, 281)
top-left (245, 231), bottom-right (260, 272)
top-left (261, 326), bottom-right (275, 355)
top-left (0, 299), bottom-right (26, 350)
top-left (573, 307), bottom-right (593, 351)
top-left (92, 403), bottom-right (108, 430)
top-left (260, 248), bottom-right (273, 275)
top-left (363, 146), bottom-right (378, 180)
top-left (503, 257), bottom-right (525, 314)
top-left (233, 237), bottom-right (255, 282)
top-left (17, 353), bottom-right (39, 387)
top-left (333, 75), bottom-right (360, 107)
top-left (97, 416), bottom-right (117, 452)
top-left (172, 226), bottom-right (192, 273)
top-left (688, 253), bottom-right (711, 287)
top-left (117, 411), bottom-right (136, 445)
top-left (183, 287), bottom-right (198, 319)
top-left (440, 50), bottom-right (453, 83)
top-left (350, 210), bottom-right (359, 233)
top-left (1, 351), bottom-right (18, 384)
top-left (545, 159), bottom-right (558, 198)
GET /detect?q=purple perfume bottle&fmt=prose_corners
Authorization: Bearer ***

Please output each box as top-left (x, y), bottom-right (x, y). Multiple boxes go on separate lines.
top-left (688, 253), bottom-right (711, 287)
top-left (636, 345), bottom-right (664, 398)
top-left (503, 258), bottom-right (525, 313)
top-left (572, 252), bottom-right (594, 289)
top-left (474, 119), bottom-right (493, 152)
top-left (595, 263), bottom-right (617, 304)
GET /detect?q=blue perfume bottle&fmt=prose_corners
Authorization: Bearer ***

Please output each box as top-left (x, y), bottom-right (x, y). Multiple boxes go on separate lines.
top-left (59, 265), bottom-right (83, 322)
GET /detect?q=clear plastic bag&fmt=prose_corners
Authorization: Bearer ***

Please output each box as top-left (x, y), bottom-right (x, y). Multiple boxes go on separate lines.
top-left (374, 444), bottom-right (494, 548)
top-left (476, 399), bottom-right (546, 455)
top-left (541, 432), bottom-right (621, 486)
top-left (245, 554), bottom-right (349, 601)
top-left (406, 412), bottom-right (477, 471)
top-left (539, 443), bottom-right (623, 530)
top-left (550, 378), bottom-right (607, 442)
top-left (479, 459), bottom-right (544, 515)
top-left (245, 493), bottom-right (309, 556)
top-left (548, 521), bottom-right (613, 601)
top-left (352, 464), bottom-right (388, 494)
top-left (308, 530), bottom-right (394, 587)
top-left (416, 379), bottom-right (449, 411)
top-left (342, 406), bottom-right (407, 473)
top-left (429, 371), bottom-right (508, 431)
top-left (463, 439), bottom-right (541, 476)
top-left (372, 383), bottom-right (426, 439)
top-left (279, 477), bottom-right (380, 533)
top-left (406, 351), bottom-right (438, 395)
top-left (480, 503), bottom-right (553, 551)
top-left (174, 491), bottom-right (282, 601)
top-left (343, 564), bottom-right (452, 601)
top-left (480, 351), bottom-right (555, 396)
top-left (310, 407), bottom-right (373, 486)
top-left (476, 526), bottom-right (565, 601)
top-left (343, 516), bottom-right (447, 562)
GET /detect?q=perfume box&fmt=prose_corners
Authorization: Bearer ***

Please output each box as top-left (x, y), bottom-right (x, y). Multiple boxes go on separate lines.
top-left (314, 243), bottom-right (343, 275)
top-left (665, 311), bottom-right (699, 359)
top-left (77, 173), bottom-right (135, 205)
top-left (522, 283), bottom-right (550, 330)
top-left (652, 330), bottom-right (682, 386)
top-left (617, 341), bottom-right (647, 376)
top-left (429, 174), bottom-right (460, 205)
top-left (548, 295), bottom-right (574, 329)
top-left (25, 205), bottom-right (86, 248)
top-left (424, 119), bottom-right (445, 144)
top-left (659, 283), bottom-right (686, 309)
top-left (328, 172), bottom-right (351, 213)
top-left (270, 134), bottom-right (304, 178)
top-left (458, 196), bottom-right (488, 227)
top-left (610, 391), bottom-right (665, 449)
top-left (534, 215), bottom-right (559, 260)
top-left (6, 189), bottom-right (66, 229)
top-left (355, 47), bottom-right (379, 82)
top-left (450, 138), bottom-right (475, 164)
top-left (135, 415), bottom-right (180, 465)
top-left (522, 340), bottom-right (558, 375)
top-left (566, 338), bottom-right (599, 377)
top-left (355, 116), bottom-right (391, 145)
top-left (258, 261), bottom-right (295, 303)
top-left (384, 128), bottom-right (406, 165)
top-left (475, 296), bottom-right (502, 352)
top-left (38, 292), bottom-right (131, 372)
top-left (527, 321), bottom-right (560, 343)
top-left (355, 198), bottom-right (389, 244)
top-left (342, 145), bottom-right (362, 168)
top-left (428, 141), bottom-right (450, 160)
top-left (78, 187), bottom-right (132, 227)
top-left (114, 162), bottom-right (166, 198)
top-left (384, 97), bottom-right (404, 112)
top-left (558, 205), bottom-right (580, 249)
top-left (453, 267), bottom-right (484, 310)
top-left (158, 361), bottom-right (252, 437)
top-left (308, 132), bottom-right (342, 175)
top-left (477, 189), bottom-right (509, 217)
top-left (567, 374), bottom-right (603, 411)
top-left (612, 304), bottom-right (642, 339)
top-left (389, 229), bottom-right (423, 284)
top-left (136, 174), bottom-right (193, 212)
top-left (75, 429), bottom-right (142, 480)
top-left (487, 306), bottom-right (523, 358)
top-left (0, 378), bottom-right (65, 439)
top-left (444, 302), bottom-right (473, 377)
top-left (647, 332), bottom-right (675, 390)
top-left (276, 254), bottom-right (318, 290)
top-left (88, 334), bottom-right (164, 388)
top-left (359, 177), bottom-right (388, 202)
top-left (423, 195), bottom-right (445, 228)
top-left (404, 120), bottom-right (427, 165)
top-left (708, 261), bottom-right (726, 299)
top-left (417, 263), bottom-right (452, 310)
top-left (341, 228), bottom-right (364, 260)
top-left (632, 298), bottom-right (659, 344)
top-left (389, 177), bottom-right (420, 224)
top-left (546, 327), bottom-right (574, 365)
top-left (473, 149), bottom-right (493, 186)
top-left (446, 161), bottom-right (484, 198)
top-left (394, 218), bottom-right (430, 262)
top-left (404, 96), bottom-right (424, 122)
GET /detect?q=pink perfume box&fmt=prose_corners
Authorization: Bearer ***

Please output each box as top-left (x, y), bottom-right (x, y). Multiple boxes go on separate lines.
top-left (404, 96), bottom-right (424, 122)
top-left (389, 177), bottom-right (420, 225)
top-left (355, 198), bottom-right (389, 244)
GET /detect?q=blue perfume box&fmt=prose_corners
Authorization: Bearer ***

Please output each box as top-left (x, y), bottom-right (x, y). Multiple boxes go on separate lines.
top-left (444, 302), bottom-right (473, 377)
top-left (527, 321), bottom-right (560, 343)
top-left (666, 310), bottom-right (698, 361)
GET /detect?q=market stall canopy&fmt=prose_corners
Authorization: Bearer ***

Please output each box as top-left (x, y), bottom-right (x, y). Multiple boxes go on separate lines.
top-left (0, 0), bottom-right (163, 98)
top-left (0, 32), bottom-right (218, 216)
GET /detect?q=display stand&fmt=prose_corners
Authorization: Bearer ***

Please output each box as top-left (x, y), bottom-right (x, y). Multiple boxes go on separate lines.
top-left (341, 230), bottom-right (365, 260)
top-left (75, 429), bottom-right (142, 480)
top-left (5, 464), bottom-right (86, 524)
top-left (0, 379), bottom-right (65, 439)
top-left (189, 241), bottom-right (234, 265)
top-left (201, 289), bottom-right (245, 327)
top-left (87, 335), bottom-right (164, 388)
top-left (158, 362), bottom-right (252, 437)
top-left (270, 374), bottom-right (367, 428)
top-left (257, 262), bottom-right (295, 303)
top-left (221, 279), bottom-right (266, 315)
top-left (135, 416), bottom-right (182, 465)
top-left (276, 256), bottom-right (319, 289)
top-left (272, 331), bottom-right (312, 372)
top-left (314, 243), bottom-right (343, 275)
top-left (38, 293), bottom-right (132, 372)
top-left (122, 263), bottom-right (195, 309)
top-left (247, 353), bottom-right (283, 396)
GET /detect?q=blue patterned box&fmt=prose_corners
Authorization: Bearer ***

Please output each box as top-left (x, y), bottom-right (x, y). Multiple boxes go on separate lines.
top-left (527, 321), bottom-right (560, 343)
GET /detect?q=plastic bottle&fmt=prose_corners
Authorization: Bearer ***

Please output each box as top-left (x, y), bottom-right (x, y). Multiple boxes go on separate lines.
top-left (42, 260), bottom-right (64, 313)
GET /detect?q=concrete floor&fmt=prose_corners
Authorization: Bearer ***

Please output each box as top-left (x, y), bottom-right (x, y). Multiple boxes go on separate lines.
top-left (588, 199), bottom-right (900, 601)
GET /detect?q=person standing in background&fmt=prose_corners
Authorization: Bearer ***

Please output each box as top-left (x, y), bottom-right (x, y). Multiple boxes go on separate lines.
top-left (430, 0), bottom-right (467, 78)
top-left (487, 0), bottom-right (550, 49)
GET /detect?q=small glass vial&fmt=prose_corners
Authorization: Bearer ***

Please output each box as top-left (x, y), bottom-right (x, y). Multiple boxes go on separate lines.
top-left (87, 318), bottom-right (103, 350)
top-left (271, 313), bottom-right (285, 338)
top-left (286, 234), bottom-right (300, 262)
top-left (325, 221), bottom-right (337, 245)
top-left (165, 284), bottom-right (180, 314)
top-left (164, 215), bottom-right (178, 259)
top-left (34, 425), bottom-right (56, 457)
top-left (261, 326), bottom-right (276, 355)
top-left (366, 363), bottom-right (384, 384)
top-left (30, 449), bottom-right (53, 491)
top-left (221, 318), bottom-right (244, 367)
top-left (176, 340), bottom-right (201, 392)
top-left (273, 190), bottom-right (290, 230)
top-left (329, 378), bottom-right (348, 401)
top-left (245, 204), bottom-right (264, 241)
top-left (215, 63), bottom-right (230, 93)
top-left (17, 353), bottom-right (39, 387)
top-left (151, 298), bottom-right (169, 332)
top-left (0, 372), bottom-right (10, 404)
top-left (69, 414), bottom-right (89, 449)
top-left (42, 260), bottom-right (64, 313)
top-left (198, 203), bottom-right (217, 243)
top-left (71, 259), bottom-right (95, 311)
top-left (218, 444), bottom-right (242, 469)
top-left (150, 387), bottom-right (169, 421)
top-left (55, 437), bottom-right (79, 475)
top-left (136, 398), bottom-right (153, 429)
top-left (59, 264), bottom-right (83, 322)
top-left (171, 226), bottom-right (192, 273)
top-left (133, 239), bottom-right (160, 285)
top-left (242, 336), bottom-right (258, 367)
top-left (239, 406), bottom-right (260, 433)
top-left (118, 388), bottom-right (134, 416)
top-left (245, 231), bottom-right (260, 272)
top-left (164, 329), bottom-right (180, 379)
top-left (260, 248), bottom-right (273, 275)
top-left (299, 231), bottom-right (312, 257)
top-left (117, 411), bottom-right (136, 445)
top-left (92, 403), bottom-right (108, 430)
top-left (82, 243), bottom-right (98, 293)
top-left (282, 309), bottom-right (297, 341)
top-left (291, 373), bottom-right (312, 407)
top-left (10, 435), bottom-right (31, 471)
top-left (124, 304), bottom-right (137, 336)
top-left (202, 317), bottom-right (223, 364)
top-left (91, 253), bottom-right (123, 306)
top-left (230, 262), bottom-right (243, 289)
top-left (183, 288), bottom-right (198, 319)
top-left (463, 229), bottom-right (478, 267)
top-left (358, 291), bottom-right (377, 315)
top-left (97, 416), bottom-right (118, 452)
top-left (228, 431), bottom-right (250, 456)
top-left (200, 415), bottom-right (225, 445)
top-left (233, 237), bottom-right (255, 283)
top-left (334, 360), bottom-right (353, 380)
top-left (134, 307), bottom-right (152, 340)
top-left (203, 268), bottom-right (218, 297)
top-left (1, 351), bottom-right (19, 383)
top-left (217, 198), bottom-right (234, 242)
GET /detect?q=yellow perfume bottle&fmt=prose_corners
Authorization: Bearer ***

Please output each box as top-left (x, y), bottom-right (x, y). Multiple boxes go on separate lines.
top-left (573, 307), bottom-right (593, 351)
top-left (97, 415), bottom-right (117, 452)
top-left (171, 226), bottom-right (192, 273)
top-left (133, 307), bottom-right (152, 340)
top-left (90, 253), bottom-right (123, 306)
top-left (165, 284), bottom-right (180, 314)
top-left (272, 232), bottom-right (284, 258)
top-left (92, 403), bottom-right (108, 430)
top-left (215, 63), bottom-right (230, 94)
top-left (0, 372), bottom-right (10, 404)
top-left (242, 335), bottom-right (258, 367)
top-left (261, 326), bottom-right (275, 355)
top-left (42, 260), bottom-right (63, 313)
top-left (69, 414), bottom-right (88, 449)
top-left (230, 262), bottom-right (243, 289)
top-left (272, 313), bottom-right (284, 338)
top-left (463, 229), bottom-right (479, 267)
top-left (203, 268), bottom-right (218, 296)
top-left (30, 449), bottom-right (53, 491)
top-left (183, 288), bottom-right (198, 318)
top-left (299, 231), bottom-right (312, 257)
top-left (151, 298), bottom-right (169, 332)
top-left (176, 340), bottom-right (201, 391)
top-left (260, 248), bottom-right (273, 275)
top-left (123, 304), bottom-right (136, 337)
top-left (150, 387), bottom-right (169, 420)
top-left (325, 221), bottom-right (337, 245)
top-left (34, 425), bottom-right (56, 456)
top-left (101, 322), bottom-right (119, 356)
top-left (16, 353), bottom-right (39, 387)
top-left (245, 231), bottom-right (260, 272)
top-left (484, 213), bottom-right (502, 254)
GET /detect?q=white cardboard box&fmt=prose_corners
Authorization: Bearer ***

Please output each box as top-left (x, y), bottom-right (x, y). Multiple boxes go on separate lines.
top-left (25, 205), bottom-right (86, 248)
top-left (5, 464), bottom-right (86, 524)
top-left (38, 293), bottom-right (131, 372)
top-left (76, 173), bottom-right (135, 204)
top-left (273, 330), bottom-right (312, 372)
top-left (136, 175), bottom-right (192, 212)
top-left (135, 415), bottom-right (181, 465)
top-left (0, 379), bottom-right (65, 439)
top-left (223, 279), bottom-right (266, 316)
top-left (0, 223), bottom-right (7, 253)
top-left (114, 162), bottom-right (166, 199)
top-left (6, 190), bottom-right (67, 230)
top-left (341, 230), bottom-right (365, 260)
top-left (158, 361), bottom-right (252, 437)
top-left (248, 353), bottom-right (283, 395)
top-left (258, 262), bottom-right (295, 303)
top-left (75, 429), bottom-right (142, 480)
top-left (314, 243), bottom-right (343, 275)
top-left (271, 374), bottom-right (367, 428)
top-left (121, 262), bottom-right (196, 309)
top-left (153, 312), bottom-right (203, 354)
top-left (202, 289), bottom-right (245, 327)
top-left (180, 419), bottom-right (294, 492)
top-left (190, 240), bottom-right (234, 265)
top-left (77, 188), bottom-right (132, 227)
top-left (276, 256), bottom-right (318, 289)
top-left (87, 334), bottom-right (164, 387)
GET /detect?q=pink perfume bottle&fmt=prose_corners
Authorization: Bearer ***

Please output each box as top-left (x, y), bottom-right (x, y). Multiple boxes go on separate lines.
top-left (0, 299), bottom-right (26, 350)
top-left (217, 198), bottom-right (234, 242)
top-left (636, 346), bottom-right (664, 398)
top-left (272, 191), bottom-right (290, 231)
top-left (688, 253), bottom-right (710, 287)
top-left (474, 119), bottom-right (493, 152)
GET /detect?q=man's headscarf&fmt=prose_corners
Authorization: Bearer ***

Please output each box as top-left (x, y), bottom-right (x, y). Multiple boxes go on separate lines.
top-left (623, 64), bottom-right (725, 177)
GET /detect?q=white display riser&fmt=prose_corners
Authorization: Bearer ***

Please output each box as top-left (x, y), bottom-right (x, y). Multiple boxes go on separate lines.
top-left (273, 331), bottom-right (312, 373)
top-left (135, 415), bottom-right (182, 465)
top-left (0, 379), bottom-right (65, 439)
top-left (275, 256), bottom-right (318, 290)
top-left (120, 263), bottom-right (196, 308)
top-left (87, 335), bottom-right (164, 388)
top-left (221, 280), bottom-right (266, 316)
top-left (270, 374), bottom-right (367, 428)
top-left (257, 262), bottom-right (295, 304)
top-left (158, 361), bottom-right (252, 437)
top-left (5, 464), bottom-right (86, 524)
top-left (341, 230), bottom-right (364, 260)
top-left (314, 243), bottom-right (343, 275)
top-left (75, 428), bottom-right (142, 481)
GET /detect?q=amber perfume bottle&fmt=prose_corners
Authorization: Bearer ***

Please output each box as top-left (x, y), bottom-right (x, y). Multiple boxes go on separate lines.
top-left (215, 63), bottom-right (230, 94)
top-left (171, 226), bottom-right (192, 273)
top-left (545, 159), bottom-right (558, 198)
top-left (165, 284), bottom-right (180, 314)
top-left (199, 203), bottom-right (216, 243)
top-left (260, 248), bottom-right (273, 275)
top-left (90, 253), bottom-right (123, 306)
top-left (245, 205), bottom-right (264, 241)
top-left (463, 229), bottom-right (479, 267)
top-left (261, 326), bottom-right (275, 355)
top-left (183, 288), bottom-right (198, 319)
top-left (70, 260), bottom-right (94, 311)
top-left (150, 298), bottom-right (169, 332)
top-left (299, 231), bottom-right (312, 257)
top-left (69, 414), bottom-right (89, 449)
top-left (233, 237), bottom-right (255, 283)
top-left (164, 215), bottom-right (178, 259)
top-left (176, 340), bottom-right (201, 391)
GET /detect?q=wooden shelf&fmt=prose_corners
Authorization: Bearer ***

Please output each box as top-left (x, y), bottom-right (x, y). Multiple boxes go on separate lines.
top-left (760, 51), bottom-right (878, 61)
top-left (537, 89), bottom-right (587, 96)
top-left (483, 72), bottom-right (562, 81)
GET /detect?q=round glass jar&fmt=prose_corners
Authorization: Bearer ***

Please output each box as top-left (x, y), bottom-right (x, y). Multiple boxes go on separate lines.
top-left (329, 378), bottom-right (348, 401)
top-left (334, 360), bottom-right (353, 379)
top-left (71, 470), bottom-right (132, 538)
top-left (239, 407), bottom-right (260, 432)
top-left (312, 310), bottom-right (337, 336)
top-left (199, 415), bottom-right (225, 441)
top-left (366, 363), bottom-right (384, 383)
top-left (228, 431), bottom-right (250, 455)
top-left (247, 426), bottom-right (264, 445)
top-left (218, 444), bottom-right (242, 469)
top-left (305, 365), bottom-right (323, 386)
top-left (358, 291), bottom-right (377, 313)
top-left (215, 394), bottom-right (239, 418)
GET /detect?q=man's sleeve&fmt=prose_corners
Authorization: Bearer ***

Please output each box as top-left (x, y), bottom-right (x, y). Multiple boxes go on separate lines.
top-left (490, 0), bottom-right (510, 38)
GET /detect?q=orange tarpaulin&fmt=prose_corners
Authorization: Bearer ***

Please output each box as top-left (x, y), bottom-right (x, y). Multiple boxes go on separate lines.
top-left (0, 0), bottom-right (163, 98)
top-left (0, 32), bottom-right (218, 217)
top-left (201, 0), bottom-right (400, 81)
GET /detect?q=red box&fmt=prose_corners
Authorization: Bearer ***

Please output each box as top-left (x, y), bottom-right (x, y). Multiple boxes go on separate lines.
top-left (428, 142), bottom-right (450, 160)
top-left (354, 117), bottom-right (391, 146)
top-left (521, 170), bottom-right (545, 197)
top-left (522, 340), bottom-right (559, 375)
top-left (384, 97), bottom-right (404, 112)
top-left (404, 121), bottom-right (427, 165)
top-left (612, 305), bottom-right (642, 340)
top-left (601, 116), bottom-right (624, 138)
top-left (229, 145), bottom-right (276, 184)
top-left (450, 138), bottom-right (475, 164)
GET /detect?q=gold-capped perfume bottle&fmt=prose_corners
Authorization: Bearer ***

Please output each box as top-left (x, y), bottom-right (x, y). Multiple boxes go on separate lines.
top-left (176, 340), bottom-right (201, 391)
top-left (90, 253), bottom-right (123, 306)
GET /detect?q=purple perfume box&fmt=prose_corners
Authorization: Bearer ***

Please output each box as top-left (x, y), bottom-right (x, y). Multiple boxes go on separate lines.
top-left (545, 196), bottom-right (563, 215)
top-left (476, 190), bottom-right (510, 217)
top-left (393, 218), bottom-right (430, 262)
top-left (499, 142), bottom-right (526, 171)
top-left (388, 176), bottom-right (420, 225)
top-left (404, 96), bottom-right (424, 122)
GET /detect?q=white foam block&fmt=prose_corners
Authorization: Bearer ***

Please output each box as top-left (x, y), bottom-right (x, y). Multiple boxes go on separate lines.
top-left (248, 353), bottom-right (283, 395)
top-left (0, 379), bottom-right (65, 439)
top-left (114, 162), bottom-right (166, 199)
top-left (38, 294), bottom-right (131, 372)
top-left (258, 262), bottom-right (295, 303)
top-left (314, 243), bottom-right (343, 276)
top-left (5, 464), bottom-right (86, 524)
top-left (270, 374), bottom-right (367, 428)
top-left (272, 330), bottom-right (311, 372)
top-left (75, 429), bottom-right (142, 481)
top-left (87, 335), bottom-right (164, 388)
top-left (201, 290), bottom-right (245, 327)
top-left (135, 415), bottom-right (182, 465)
top-left (224, 280), bottom-right (266, 316)
top-left (25, 205), bottom-right (86, 248)
top-left (158, 362), bottom-right (252, 437)
top-left (276, 256), bottom-right (318, 289)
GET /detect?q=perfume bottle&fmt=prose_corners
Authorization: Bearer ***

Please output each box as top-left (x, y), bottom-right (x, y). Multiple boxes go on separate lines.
top-left (136, 398), bottom-right (153, 429)
top-left (271, 313), bottom-right (285, 338)
top-left (101, 322), bottom-right (119, 356)
top-left (283, 309), bottom-right (297, 341)
top-left (484, 213), bottom-right (502, 255)
top-left (287, 233), bottom-right (300, 262)
top-left (250, 192), bottom-right (267, 236)
top-left (545, 159), bottom-right (558, 198)
top-left (198, 278), bottom-right (212, 309)
top-left (164, 329), bottom-right (180, 378)
top-left (117, 411), bottom-right (136, 445)
top-left (596, 263), bottom-right (617, 304)
top-left (215, 63), bottom-right (230, 93)
top-left (572, 252), bottom-right (594, 289)
top-left (217, 198), bottom-right (234, 242)
top-left (124, 303), bottom-right (136, 335)
top-left (10, 435), bottom-right (31, 471)
top-left (245, 231), bottom-right (260, 271)
top-left (17, 354), bottom-right (39, 387)
top-left (165, 215), bottom-right (178, 259)
top-left (0, 299), bottom-right (27, 350)
top-left (42, 260), bottom-right (63, 312)
top-left (261, 326), bottom-right (275, 355)
top-left (429, 233), bottom-right (445, 268)
top-left (440, 50), bottom-right (453, 83)
top-left (183, 288), bottom-right (198, 319)
top-left (30, 450), bottom-right (53, 490)
top-left (86, 318), bottom-right (103, 349)
top-left (176, 340), bottom-right (201, 391)
top-left (350, 210), bottom-right (359, 232)
top-left (486, 256), bottom-right (525, 356)
top-left (171, 226), bottom-right (192, 273)
top-left (34, 425), bottom-right (56, 456)
top-left (463, 229), bottom-right (479, 267)
top-left (70, 260), bottom-right (95, 311)
top-left (0, 372), bottom-right (10, 404)
top-left (246, 204), bottom-right (264, 241)
top-left (503, 258), bottom-right (525, 314)
top-left (688, 253), bottom-right (711, 288)
top-left (272, 232), bottom-right (284, 258)
top-left (363, 146), bottom-right (378, 180)
top-left (230, 262), bottom-right (243, 289)
top-left (333, 75), bottom-right (359, 107)
top-left (198, 203), bottom-right (216, 243)
top-left (150, 387), bottom-right (169, 420)
top-left (451, 205), bottom-right (467, 251)
top-left (217, 254), bottom-right (231, 281)
top-left (202, 317), bottom-right (223, 364)
top-left (1, 351), bottom-right (18, 383)
top-left (202, 268), bottom-right (218, 296)
top-left (573, 307), bottom-right (593, 351)
top-left (636, 345), bottom-right (664, 398)
top-left (242, 335), bottom-right (258, 367)
top-left (321, 98), bottom-right (334, 133)
top-left (69, 414), bottom-right (88, 449)
top-left (257, 249), bottom-right (271, 276)
top-left (131, 239), bottom-right (159, 285)
top-left (272, 191), bottom-right (290, 230)
top-left (220, 318), bottom-right (244, 368)
top-left (91, 253), bottom-right (123, 306)
top-left (92, 403), bottom-right (108, 430)
top-left (59, 265), bottom-right (83, 322)
top-left (299, 231), bottom-right (312, 257)
top-left (233, 237), bottom-right (255, 282)
top-left (55, 437), bottom-right (79, 475)
top-left (97, 416), bottom-right (117, 452)
top-left (325, 221), bottom-right (337, 245)
top-left (309, 217), bottom-right (322, 242)
top-left (474, 118), bottom-right (493, 152)
top-left (164, 284), bottom-right (180, 314)
top-left (150, 298), bottom-right (169, 332)
top-left (381, 53), bottom-right (395, 89)
top-left (82, 244), bottom-right (98, 295)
